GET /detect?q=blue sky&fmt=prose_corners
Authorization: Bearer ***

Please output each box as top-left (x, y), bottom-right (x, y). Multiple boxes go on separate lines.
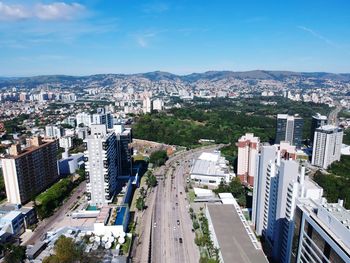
top-left (0, 0), bottom-right (350, 76)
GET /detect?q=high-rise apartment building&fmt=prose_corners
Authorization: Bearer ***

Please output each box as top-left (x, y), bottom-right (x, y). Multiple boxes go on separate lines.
top-left (275, 114), bottom-right (304, 147)
top-left (76, 112), bottom-right (92, 127)
top-left (311, 125), bottom-right (343, 169)
top-left (114, 124), bottom-right (133, 177)
top-left (45, 125), bottom-right (64, 138)
top-left (310, 113), bottom-right (328, 143)
top-left (252, 143), bottom-right (323, 263)
top-left (236, 133), bottom-right (260, 186)
top-left (92, 112), bottom-right (113, 129)
top-left (142, 97), bottom-right (152, 113)
top-left (152, 98), bottom-right (164, 111)
top-left (1, 137), bottom-right (59, 204)
top-left (291, 198), bottom-right (350, 263)
top-left (84, 125), bottom-right (118, 206)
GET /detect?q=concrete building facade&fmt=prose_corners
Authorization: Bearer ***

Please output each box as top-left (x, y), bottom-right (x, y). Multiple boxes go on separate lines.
top-left (1, 137), bottom-right (59, 204)
top-left (311, 125), bottom-right (343, 169)
top-left (275, 114), bottom-right (304, 147)
top-left (291, 198), bottom-right (350, 263)
top-left (310, 113), bottom-right (328, 143)
top-left (84, 125), bottom-right (118, 206)
top-left (236, 133), bottom-right (260, 186)
top-left (252, 143), bottom-right (323, 263)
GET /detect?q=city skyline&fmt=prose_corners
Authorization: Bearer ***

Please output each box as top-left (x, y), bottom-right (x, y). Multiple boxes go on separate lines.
top-left (1, 0), bottom-right (350, 76)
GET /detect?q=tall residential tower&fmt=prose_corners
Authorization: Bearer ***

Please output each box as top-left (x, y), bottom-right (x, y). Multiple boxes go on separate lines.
top-left (311, 125), bottom-right (343, 169)
top-left (236, 133), bottom-right (260, 186)
top-left (1, 137), bottom-right (59, 204)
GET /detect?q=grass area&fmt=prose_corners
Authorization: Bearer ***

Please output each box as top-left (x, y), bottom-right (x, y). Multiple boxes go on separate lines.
top-left (35, 175), bottom-right (83, 219)
top-left (120, 235), bottom-right (132, 256)
top-left (188, 190), bottom-right (196, 203)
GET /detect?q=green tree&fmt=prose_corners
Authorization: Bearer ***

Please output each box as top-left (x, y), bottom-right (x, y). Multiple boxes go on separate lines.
top-left (136, 197), bottom-right (145, 211)
top-left (3, 245), bottom-right (26, 263)
top-left (146, 174), bottom-right (157, 188)
top-left (43, 236), bottom-right (82, 263)
top-left (149, 150), bottom-right (168, 167)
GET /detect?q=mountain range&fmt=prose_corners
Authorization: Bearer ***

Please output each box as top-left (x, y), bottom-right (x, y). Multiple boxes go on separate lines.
top-left (0, 70), bottom-right (350, 88)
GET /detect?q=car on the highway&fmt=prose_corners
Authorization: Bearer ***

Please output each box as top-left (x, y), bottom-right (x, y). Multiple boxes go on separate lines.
top-left (177, 220), bottom-right (180, 225)
top-left (179, 238), bottom-right (183, 244)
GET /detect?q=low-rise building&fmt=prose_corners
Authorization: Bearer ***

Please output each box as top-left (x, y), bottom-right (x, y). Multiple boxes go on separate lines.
top-left (190, 151), bottom-right (234, 186)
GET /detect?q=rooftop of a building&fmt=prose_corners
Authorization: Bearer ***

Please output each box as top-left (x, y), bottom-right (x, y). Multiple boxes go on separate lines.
top-left (207, 204), bottom-right (267, 263)
top-left (191, 151), bottom-right (231, 177)
top-left (321, 201), bottom-right (350, 228)
top-left (238, 133), bottom-right (260, 143)
top-left (0, 203), bottom-right (34, 215)
top-left (198, 151), bottom-right (220, 162)
top-left (277, 114), bottom-right (302, 119)
top-left (313, 113), bottom-right (328, 120)
top-left (316, 125), bottom-right (343, 132)
top-left (4, 138), bottom-right (56, 159)
top-left (297, 198), bottom-right (350, 254)
top-left (0, 211), bottom-right (22, 222)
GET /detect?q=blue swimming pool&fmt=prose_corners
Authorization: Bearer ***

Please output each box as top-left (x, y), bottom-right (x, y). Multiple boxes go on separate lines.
top-left (114, 207), bottom-right (127, 225)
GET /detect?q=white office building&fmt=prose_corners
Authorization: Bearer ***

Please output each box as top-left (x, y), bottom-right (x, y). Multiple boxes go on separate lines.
top-left (291, 198), bottom-right (350, 262)
top-left (84, 125), bottom-right (118, 206)
top-left (76, 112), bottom-right (92, 127)
top-left (312, 125), bottom-right (343, 169)
top-left (252, 144), bottom-right (323, 263)
top-left (45, 125), bottom-right (64, 139)
top-left (152, 98), bottom-right (164, 111)
top-left (92, 112), bottom-right (113, 129)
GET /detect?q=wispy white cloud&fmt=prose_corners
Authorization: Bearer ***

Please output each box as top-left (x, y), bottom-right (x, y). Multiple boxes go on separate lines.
top-left (35, 2), bottom-right (85, 21)
top-left (136, 32), bottom-right (156, 47)
top-left (298, 26), bottom-right (340, 48)
top-left (0, 1), bottom-right (29, 21)
top-left (0, 1), bottom-right (85, 21)
top-left (133, 30), bottom-right (166, 48)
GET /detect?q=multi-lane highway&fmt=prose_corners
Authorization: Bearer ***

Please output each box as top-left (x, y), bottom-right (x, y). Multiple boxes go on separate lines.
top-left (150, 145), bottom-right (221, 263)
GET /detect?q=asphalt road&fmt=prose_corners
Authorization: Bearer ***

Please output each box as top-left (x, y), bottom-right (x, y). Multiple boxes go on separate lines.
top-left (151, 145), bottom-right (221, 263)
top-left (24, 181), bottom-right (86, 246)
top-left (328, 104), bottom-right (342, 125)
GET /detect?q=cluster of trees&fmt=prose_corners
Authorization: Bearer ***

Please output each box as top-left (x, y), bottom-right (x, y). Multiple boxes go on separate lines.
top-left (133, 98), bottom-right (331, 166)
top-left (43, 236), bottom-right (90, 263)
top-left (35, 177), bottom-right (77, 219)
top-left (213, 178), bottom-right (247, 207)
top-left (149, 150), bottom-right (168, 167)
top-left (1, 244), bottom-right (26, 263)
top-left (194, 213), bottom-right (220, 263)
top-left (314, 155), bottom-right (350, 209)
top-left (136, 171), bottom-right (157, 211)
top-left (136, 187), bottom-right (146, 211)
top-left (145, 171), bottom-right (157, 188)
top-left (3, 114), bottom-right (29, 133)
